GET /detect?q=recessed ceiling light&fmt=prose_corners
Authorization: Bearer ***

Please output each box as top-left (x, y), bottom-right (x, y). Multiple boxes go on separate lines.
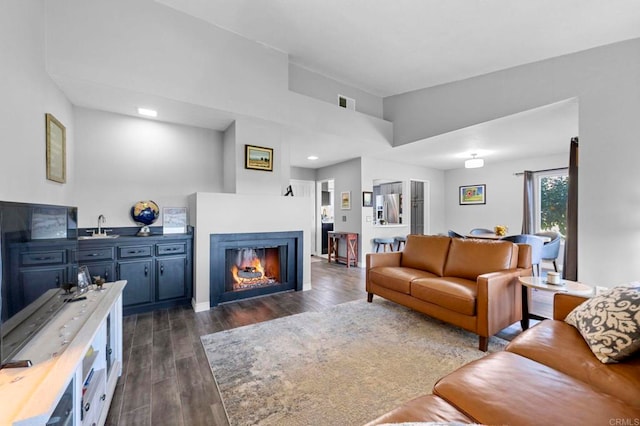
top-left (137, 107), bottom-right (157, 117)
top-left (307, 156), bottom-right (319, 160)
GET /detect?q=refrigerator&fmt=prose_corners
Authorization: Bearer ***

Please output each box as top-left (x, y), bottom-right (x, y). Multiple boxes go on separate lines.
top-left (376, 194), bottom-right (400, 224)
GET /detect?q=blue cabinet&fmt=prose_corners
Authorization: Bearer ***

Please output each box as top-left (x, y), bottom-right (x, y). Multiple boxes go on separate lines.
top-left (79, 233), bottom-right (192, 315)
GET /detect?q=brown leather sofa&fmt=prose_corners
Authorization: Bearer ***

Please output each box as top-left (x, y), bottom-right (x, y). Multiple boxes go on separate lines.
top-left (366, 293), bottom-right (640, 425)
top-left (366, 235), bottom-right (532, 351)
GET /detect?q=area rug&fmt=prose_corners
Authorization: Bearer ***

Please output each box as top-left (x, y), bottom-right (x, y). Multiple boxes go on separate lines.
top-left (201, 298), bottom-right (507, 426)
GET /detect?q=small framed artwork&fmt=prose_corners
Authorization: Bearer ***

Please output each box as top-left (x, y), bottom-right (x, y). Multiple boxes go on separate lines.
top-left (362, 191), bottom-right (373, 207)
top-left (341, 191), bottom-right (351, 210)
top-left (77, 265), bottom-right (91, 293)
top-left (459, 184), bottom-right (486, 205)
top-left (163, 207), bottom-right (188, 234)
top-left (45, 113), bottom-right (66, 183)
top-left (245, 144), bottom-right (273, 171)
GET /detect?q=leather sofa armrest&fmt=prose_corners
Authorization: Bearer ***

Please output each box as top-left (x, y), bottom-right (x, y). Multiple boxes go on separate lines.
top-left (476, 270), bottom-right (523, 336)
top-left (366, 252), bottom-right (402, 269)
top-left (553, 293), bottom-right (588, 320)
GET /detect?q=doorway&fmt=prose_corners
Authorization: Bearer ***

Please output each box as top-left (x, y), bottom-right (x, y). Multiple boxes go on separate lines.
top-left (410, 180), bottom-right (428, 235)
top-left (316, 179), bottom-right (334, 256)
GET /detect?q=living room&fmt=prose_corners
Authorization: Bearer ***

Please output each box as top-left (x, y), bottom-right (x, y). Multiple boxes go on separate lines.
top-left (2, 1), bottom-right (640, 424)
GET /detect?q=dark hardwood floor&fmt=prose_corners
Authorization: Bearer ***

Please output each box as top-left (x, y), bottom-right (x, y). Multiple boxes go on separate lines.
top-left (106, 256), bottom-right (539, 425)
top-left (105, 257), bottom-right (366, 426)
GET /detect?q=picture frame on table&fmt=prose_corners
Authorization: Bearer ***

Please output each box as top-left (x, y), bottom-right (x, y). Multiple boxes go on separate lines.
top-left (45, 113), bottom-right (66, 183)
top-left (163, 207), bottom-right (188, 234)
top-left (459, 184), bottom-right (486, 205)
top-left (245, 145), bottom-right (273, 171)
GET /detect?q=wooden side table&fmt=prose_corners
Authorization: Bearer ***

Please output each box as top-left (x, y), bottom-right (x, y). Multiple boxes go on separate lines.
top-left (327, 231), bottom-right (358, 268)
top-left (518, 276), bottom-right (593, 330)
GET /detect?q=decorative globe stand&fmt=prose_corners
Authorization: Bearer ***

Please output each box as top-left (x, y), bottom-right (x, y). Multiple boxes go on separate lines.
top-left (130, 200), bottom-right (160, 237)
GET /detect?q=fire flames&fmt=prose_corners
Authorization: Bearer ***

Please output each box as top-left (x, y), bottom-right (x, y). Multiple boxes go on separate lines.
top-left (231, 250), bottom-right (276, 289)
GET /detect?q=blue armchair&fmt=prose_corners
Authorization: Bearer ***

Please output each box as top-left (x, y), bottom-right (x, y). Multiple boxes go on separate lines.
top-left (501, 234), bottom-right (545, 276)
top-left (535, 231), bottom-right (562, 272)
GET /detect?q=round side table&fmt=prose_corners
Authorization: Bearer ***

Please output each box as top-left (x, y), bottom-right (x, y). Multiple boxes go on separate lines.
top-left (518, 276), bottom-right (593, 330)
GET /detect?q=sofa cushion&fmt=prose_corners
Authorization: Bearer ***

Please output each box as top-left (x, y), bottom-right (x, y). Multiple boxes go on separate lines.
top-left (443, 239), bottom-right (515, 281)
top-left (433, 351), bottom-right (640, 425)
top-left (506, 319), bottom-right (640, 408)
top-left (369, 267), bottom-right (438, 294)
top-left (400, 235), bottom-right (451, 277)
top-left (565, 283), bottom-right (640, 363)
top-left (411, 277), bottom-right (477, 316)
top-left (364, 394), bottom-right (473, 425)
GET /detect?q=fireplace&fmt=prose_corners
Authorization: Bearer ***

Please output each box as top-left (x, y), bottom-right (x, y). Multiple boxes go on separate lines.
top-left (210, 231), bottom-right (303, 306)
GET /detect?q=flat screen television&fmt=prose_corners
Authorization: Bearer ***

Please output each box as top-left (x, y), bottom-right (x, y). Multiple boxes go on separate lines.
top-left (0, 201), bottom-right (78, 367)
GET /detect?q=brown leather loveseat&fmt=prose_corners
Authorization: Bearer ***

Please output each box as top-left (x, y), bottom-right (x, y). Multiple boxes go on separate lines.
top-left (366, 235), bottom-right (532, 351)
top-left (366, 293), bottom-right (640, 425)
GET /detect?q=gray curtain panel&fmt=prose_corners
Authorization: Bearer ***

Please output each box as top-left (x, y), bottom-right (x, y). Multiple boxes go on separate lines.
top-left (521, 170), bottom-right (534, 234)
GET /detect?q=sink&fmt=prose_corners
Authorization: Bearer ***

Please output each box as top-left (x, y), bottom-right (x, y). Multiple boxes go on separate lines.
top-left (78, 234), bottom-right (120, 240)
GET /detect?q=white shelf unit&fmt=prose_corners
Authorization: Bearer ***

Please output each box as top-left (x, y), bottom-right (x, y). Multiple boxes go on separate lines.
top-left (0, 281), bottom-right (126, 426)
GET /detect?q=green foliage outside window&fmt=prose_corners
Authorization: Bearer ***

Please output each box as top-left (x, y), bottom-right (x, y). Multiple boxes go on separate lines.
top-left (540, 175), bottom-right (568, 236)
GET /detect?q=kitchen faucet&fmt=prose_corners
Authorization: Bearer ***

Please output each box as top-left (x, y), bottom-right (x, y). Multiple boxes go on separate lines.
top-left (97, 214), bottom-right (106, 235)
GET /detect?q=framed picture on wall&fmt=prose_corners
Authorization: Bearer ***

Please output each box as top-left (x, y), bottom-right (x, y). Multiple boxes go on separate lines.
top-left (45, 113), bottom-right (66, 183)
top-left (459, 184), bottom-right (486, 205)
top-left (362, 191), bottom-right (373, 207)
top-left (245, 144), bottom-right (273, 171)
top-left (341, 191), bottom-right (351, 210)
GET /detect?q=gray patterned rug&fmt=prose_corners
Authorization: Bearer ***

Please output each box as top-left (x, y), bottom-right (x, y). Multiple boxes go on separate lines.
top-left (201, 298), bottom-right (507, 426)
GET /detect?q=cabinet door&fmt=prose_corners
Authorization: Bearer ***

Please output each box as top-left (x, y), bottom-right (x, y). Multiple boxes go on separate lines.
top-left (20, 267), bottom-right (66, 305)
top-left (118, 260), bottom-right (153, 306)
top-left (83, 262), bottom-right (116, 284)
top-left (156, 257), bottom-right (187, 300)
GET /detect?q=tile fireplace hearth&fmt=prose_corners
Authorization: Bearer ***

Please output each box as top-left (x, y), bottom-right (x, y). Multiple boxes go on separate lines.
top-left (209, 231), bottom-right (303, 306)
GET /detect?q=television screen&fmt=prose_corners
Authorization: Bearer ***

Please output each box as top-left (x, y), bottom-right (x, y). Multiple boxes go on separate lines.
top-left (0, 201), bottom-right (78, 366)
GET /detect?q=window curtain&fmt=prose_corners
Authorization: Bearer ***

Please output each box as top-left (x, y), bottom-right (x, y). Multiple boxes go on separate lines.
top-left (521, 171), bottom-right (534, 234)
top-left (563, 137), bottom-right (579, 280)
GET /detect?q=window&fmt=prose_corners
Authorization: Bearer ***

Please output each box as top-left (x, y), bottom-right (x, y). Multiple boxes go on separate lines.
top-left (535, 170), bottom-right (568, 234)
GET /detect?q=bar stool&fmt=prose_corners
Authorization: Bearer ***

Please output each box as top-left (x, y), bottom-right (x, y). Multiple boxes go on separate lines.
top-left (373, 237), bottom-right (395, 252)
top-left (394, 236), bottom-right (407, 251)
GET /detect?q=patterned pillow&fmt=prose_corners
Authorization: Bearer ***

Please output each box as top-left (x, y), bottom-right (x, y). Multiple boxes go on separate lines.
top-left (565, 283), bottom-right (640, 363)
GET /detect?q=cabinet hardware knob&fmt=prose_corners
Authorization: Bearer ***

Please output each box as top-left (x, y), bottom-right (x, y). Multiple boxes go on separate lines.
top-left (34, 256), bottom-right (53, 261)
top-left (144, 265), bottom-right (148, 276)
top-left (84, 402), bottom-right (91, 411)
top-left (160, 264), bottom-right (164, 275)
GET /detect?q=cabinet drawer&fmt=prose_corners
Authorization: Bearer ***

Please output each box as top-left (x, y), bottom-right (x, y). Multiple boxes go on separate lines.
top-left (118, 245), bottom-right (152, 259)
top-left (20, 250), bottom-right (65, 266)
top-left (78, 247), bottom-right (115, 262)
top-left (156, 243), bottom-right (186, 256)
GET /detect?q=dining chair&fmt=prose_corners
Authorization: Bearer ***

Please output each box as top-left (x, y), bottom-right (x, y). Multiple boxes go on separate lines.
top-left (447, 230), bottom-right (465, 238)
top-left (500, 234), bottom-right (545, 276)
top-left (535, 231), bottom-right (562, 272)
top-left (469, 228), bottom-right (493, 235)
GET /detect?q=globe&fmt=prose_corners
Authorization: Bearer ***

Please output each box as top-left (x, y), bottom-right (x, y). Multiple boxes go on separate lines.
top-left (131, 200), bottom-right (159, 236)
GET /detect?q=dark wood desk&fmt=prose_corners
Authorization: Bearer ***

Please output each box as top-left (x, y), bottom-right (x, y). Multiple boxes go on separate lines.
top-left (327, 231), bottom-right (358, 267)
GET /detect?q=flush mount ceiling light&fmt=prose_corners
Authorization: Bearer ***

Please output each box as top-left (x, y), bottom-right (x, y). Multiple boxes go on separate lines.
top-left (137, 107), bottom-right (157, 117)
top-left (307, 155), bottom-right (319, 160)
top-left (465, 153), bottom-right (484, 169)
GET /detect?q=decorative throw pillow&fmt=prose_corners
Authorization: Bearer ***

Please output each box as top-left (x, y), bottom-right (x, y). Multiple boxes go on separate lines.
top-left (565, 282), bottom-right (640, 363)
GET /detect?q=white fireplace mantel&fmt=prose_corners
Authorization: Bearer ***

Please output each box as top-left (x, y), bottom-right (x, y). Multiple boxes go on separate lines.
top-left (187, 192), bottom-right (313, 312)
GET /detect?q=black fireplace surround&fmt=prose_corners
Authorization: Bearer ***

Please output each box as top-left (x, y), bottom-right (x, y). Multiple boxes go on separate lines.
top-left (210, 231), bottom-right (303, 306)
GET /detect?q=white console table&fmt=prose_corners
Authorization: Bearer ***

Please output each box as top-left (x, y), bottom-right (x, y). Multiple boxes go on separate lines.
top-left (0, 280), bottom-right (126, 425)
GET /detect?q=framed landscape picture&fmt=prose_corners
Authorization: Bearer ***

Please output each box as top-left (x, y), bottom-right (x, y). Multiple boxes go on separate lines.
top-left (459, 184), bottom-right (486, 205)
top-left (45, 113), bottom-right (66, 183)
top-left (341, 191), bottom-right (351, 210)
top-left (245, 145), bottom-right (273, 171)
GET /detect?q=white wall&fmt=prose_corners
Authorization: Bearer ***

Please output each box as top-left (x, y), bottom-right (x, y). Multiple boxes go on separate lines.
top-left (288, 63), bottom-right (384, 119)
top-left (188, 192), bottom-right (313, 311)
top-left (0, 0), bottom-right (75, 206)
top-left (361, 157), bottom-right (445, 259)
top-left (386, 38), bottom-right (640, 287)
top-left (73, 108), bottom-right (223, 228)
top-left (444, 153), bottom-right (568, 236)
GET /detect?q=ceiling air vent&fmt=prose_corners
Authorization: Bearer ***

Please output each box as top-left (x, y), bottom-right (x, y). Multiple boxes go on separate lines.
top-left (338, 95), bottom-right (355, 110)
